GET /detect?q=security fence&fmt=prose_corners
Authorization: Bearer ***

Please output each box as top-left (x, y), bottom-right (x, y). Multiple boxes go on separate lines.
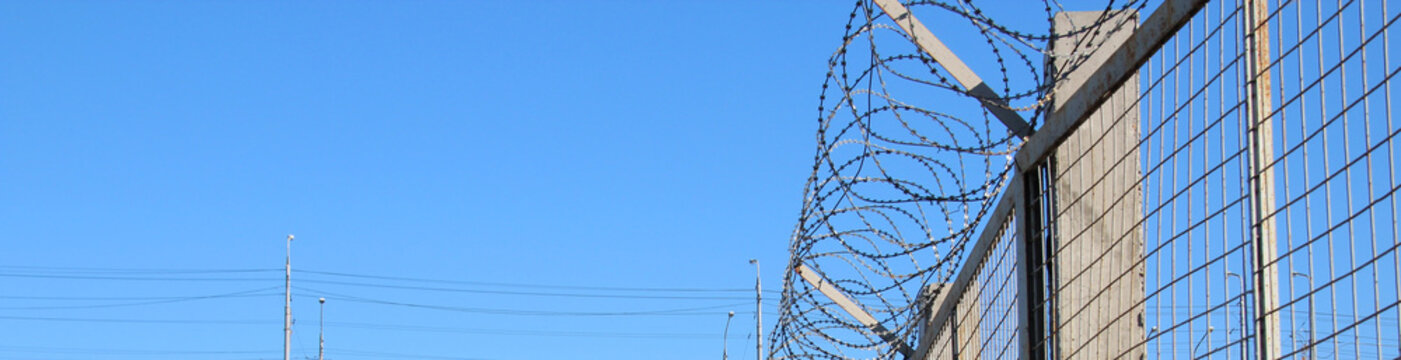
top-left (776, 0), bottom-right (1401, 359)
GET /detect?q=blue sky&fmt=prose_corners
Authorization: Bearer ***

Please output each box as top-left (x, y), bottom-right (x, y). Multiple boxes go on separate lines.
top-left (0, 1), bottom-right (858, 359)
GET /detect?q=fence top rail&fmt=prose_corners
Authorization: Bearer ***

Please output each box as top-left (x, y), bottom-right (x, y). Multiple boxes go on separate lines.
top-left (1015, 0), bottom-right (1210, 171)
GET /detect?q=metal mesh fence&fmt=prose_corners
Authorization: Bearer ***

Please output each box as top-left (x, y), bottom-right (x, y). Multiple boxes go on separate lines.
top-left (1020, 0), bottom-right (1401, 358)
top-left (920, 208), bottom-right (1021, 360)
top-left (1266, 0), bottom-right (1401, 357)
top-left (779, 0), bottom-right (1401, 359)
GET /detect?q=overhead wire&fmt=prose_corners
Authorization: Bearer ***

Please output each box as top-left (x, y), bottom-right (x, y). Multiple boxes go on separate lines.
top-left (0, 314), bottom-right (750, 340)
top-left (327, 348), bottom-right (490, 360)
top-left (0, 286), bottom-right (280, 310)
top-left (0, 265), bottom-right (277, 274)
top-left (0, 344), bottom-right (276, 356)
top-left (299, 268), bottom-right (762, 293)
top-left (326, 321), bottom-right (716, 339)
top-left (295, 286), bottom-right (749, 317)
top-left (0, 314), bottom-right (270, 325)
top-left (0, 265), bottom-right (776, 351)
top-left (296, 278), bottom-right (753, 300)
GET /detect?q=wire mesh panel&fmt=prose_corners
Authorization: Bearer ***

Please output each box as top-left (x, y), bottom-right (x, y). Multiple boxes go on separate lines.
top-left (1038, 9), bottom-right (1147, 360)
top-left (1023, 0), bottom-right (1401, 358)
top-left (1028, 0), bottom-right (1285, 357)
top-left (920, 211), bottom-right (1021, 360)
top-left (1266, 0), bottom-right (1401, 357)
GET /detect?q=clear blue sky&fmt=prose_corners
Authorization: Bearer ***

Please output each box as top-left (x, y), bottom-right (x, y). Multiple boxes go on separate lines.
top-left (0, 1), bottom-right (857, 359)
top-left (12, 1), bottom-right (1398, 360)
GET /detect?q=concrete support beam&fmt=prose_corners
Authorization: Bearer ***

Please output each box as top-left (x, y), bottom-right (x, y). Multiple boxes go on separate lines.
top-left (1045, 10), bottom-right (1143, 359)
top-left (871, 0), bottom-right (1032, 137)
top-left (794, 264), bottom-right (913, 357)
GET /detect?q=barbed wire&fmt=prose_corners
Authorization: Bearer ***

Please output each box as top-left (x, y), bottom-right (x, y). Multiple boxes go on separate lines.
top-left (769, 1), bottom-right (1148, 358)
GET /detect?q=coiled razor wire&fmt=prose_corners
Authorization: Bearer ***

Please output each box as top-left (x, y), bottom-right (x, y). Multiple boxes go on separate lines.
top-left (771, 0), bottom-right (1149, 359)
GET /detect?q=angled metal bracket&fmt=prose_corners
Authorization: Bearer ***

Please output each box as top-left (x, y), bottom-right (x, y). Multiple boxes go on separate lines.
top-left (872, 0), bottom-right (1033, 137)
top-left (795, 264), bottom-right (913, 357)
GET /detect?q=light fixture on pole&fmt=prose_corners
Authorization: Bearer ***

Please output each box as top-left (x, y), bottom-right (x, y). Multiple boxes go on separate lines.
top-left (1226, 271), bottom-right (1247, 360)
top-left (724, 311), bottom-right (734, 360)
top-left (1192, 326), bottom-right (1215, 357)
top-left (318, 297), bottom-right (326, 360)
top-left (285, 235), bottom-right (293, 360)
top-left (1291, 272), bottom-right (1315, 360)
top-left (749, 259), bottom-right (761, 360)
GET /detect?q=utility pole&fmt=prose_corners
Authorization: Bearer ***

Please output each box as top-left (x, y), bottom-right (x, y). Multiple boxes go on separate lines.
top-left (285, 235), bottom-right (293, 360)
top-left (319, 297), bottom-right (326, 360)
top-left (749, 259), bottom-right (761, 360)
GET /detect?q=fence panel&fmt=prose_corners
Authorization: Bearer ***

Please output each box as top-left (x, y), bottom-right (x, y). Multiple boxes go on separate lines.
top-left (1266, 0), bottom-right (1401, 358)
top-left (1039, 1), bottom-right (1255, 358)
top-left (923, 0), bottom-right (1401, 359)
top-left (777, 1), bottom-right (1401, 358)
top-left (919, 207), bottom-right (1020, 360)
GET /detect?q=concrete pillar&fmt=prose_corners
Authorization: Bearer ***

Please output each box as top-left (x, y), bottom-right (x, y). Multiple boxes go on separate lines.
top-left (1046, 10), bottom-right (1146, 359)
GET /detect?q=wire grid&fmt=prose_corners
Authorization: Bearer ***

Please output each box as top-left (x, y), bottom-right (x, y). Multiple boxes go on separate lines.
top-left (923, 211), bottom-right (1021, 360)
top-left (1031, 0), bottom-right (1283, 357)
top-left (1018, 0), bottom-right (1401, 359)
top-left (1266, 0), bottom-right (1401, 358)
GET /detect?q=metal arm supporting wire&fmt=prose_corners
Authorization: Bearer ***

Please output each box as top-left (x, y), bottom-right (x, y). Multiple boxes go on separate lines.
top-left (870, 0), bottom-right (1032, 137)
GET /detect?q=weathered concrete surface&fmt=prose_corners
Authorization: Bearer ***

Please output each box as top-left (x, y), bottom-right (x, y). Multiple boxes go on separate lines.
top-left (1047, 10), bottom-right (1146, 360)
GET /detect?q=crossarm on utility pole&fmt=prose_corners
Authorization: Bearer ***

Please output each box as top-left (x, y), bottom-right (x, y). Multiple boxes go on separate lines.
top-left (871, 0), bottom-right (1032, 137)
top-left (795, 264), bottom-right (913, 357)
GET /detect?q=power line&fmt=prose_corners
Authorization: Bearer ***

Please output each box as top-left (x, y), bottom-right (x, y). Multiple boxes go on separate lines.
top-left (327, 348), bottom-right (490, 360)
top-left (0, 345), bottom-right (277, 356)
top-left (0, 286), bottom-right (280, 310)
top-left (297, 287), bottom-right (750, 317)
top-left (0, 265), bottom-right (278, 274)
top-left (299, 268), bottom-right (768, 293)
top-left (0, 315), bottom-right (270, 325)
top-left (296, 278), bottom-right (753, 300)
top-left (0, 292), bottom-right (279, 301)
top-left (326, 321), bottom-right (717, 339)
top-left (0, 272), bottom-right (276, 282)
top-left (0, 266), bottom-right (782, 294)
top-left (0, 315), bottom-right (735, 340)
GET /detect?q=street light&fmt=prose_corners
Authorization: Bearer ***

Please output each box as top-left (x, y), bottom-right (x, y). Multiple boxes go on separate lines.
top-left (724, 311), bottom-right (735, 360)
top-left (749, 259), bottom-right (761, 360)
top-left (1291, 272), bottom-right (1316, 360)
top-left (1226, 271), bottom-right (1247, 360)
top-left (318, 297), bottom-right (326, 360)
top-left (1192, 326), bottom-right (1215, 357)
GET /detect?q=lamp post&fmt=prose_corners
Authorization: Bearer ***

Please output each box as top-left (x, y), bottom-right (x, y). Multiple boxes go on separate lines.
top-left (1291, 272), bottom-right (1315, 360)
top-left (1226, 271), bottom-right (1247, 360)
top-left (749, 259), bottom-right (762, 360)
top-left (724, 311), bottom-right (734, 360)
top-left (318, 297), bottom-right (326, 360)
top-left (1193, 326), bottom-right (1215, 357)
top-left (284, 235), bottom-right (293, 360)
